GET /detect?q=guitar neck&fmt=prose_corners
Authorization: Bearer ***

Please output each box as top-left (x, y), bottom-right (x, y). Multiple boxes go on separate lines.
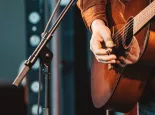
top-left (133, 0), bottom-right (155, 35)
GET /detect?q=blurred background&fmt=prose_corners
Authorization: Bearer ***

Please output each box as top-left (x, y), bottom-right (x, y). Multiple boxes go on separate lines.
top-left (0, 0), bottom-right (106, 115)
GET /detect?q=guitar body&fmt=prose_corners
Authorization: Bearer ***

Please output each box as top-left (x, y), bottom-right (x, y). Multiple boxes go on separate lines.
top-left (91, 0), bottom-right (155, 112)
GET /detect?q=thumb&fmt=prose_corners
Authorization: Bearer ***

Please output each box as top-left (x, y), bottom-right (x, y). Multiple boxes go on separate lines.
top-left (105, 40), bottom-right (115, 48)
top-left (99, 25), bottom-right (115, 48)
top-left (91, 19), bottom-right (115, 48)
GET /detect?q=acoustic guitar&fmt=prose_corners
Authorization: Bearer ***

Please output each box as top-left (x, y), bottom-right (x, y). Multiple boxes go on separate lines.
top-left (91, 0), bottom-right (155, 112)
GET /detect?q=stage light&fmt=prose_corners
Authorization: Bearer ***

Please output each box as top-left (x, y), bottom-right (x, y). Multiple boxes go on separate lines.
top-left (25, 1), bottom-right (45, 114)
top-left (32, 26), bottom-right (37, 31)
top-left (30, 35), bottom-right (40, 47)
top-left (32, 59), bottom-right (40, 70)
top-left (31, 104), bottom-right (43, 115)
top-left (28, 12), bottom-right (40, 24)
top-left (31, 81), bottom-right (42, 93)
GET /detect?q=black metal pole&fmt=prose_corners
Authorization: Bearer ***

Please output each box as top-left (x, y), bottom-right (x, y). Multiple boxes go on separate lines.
top-left (44, 65), bottom-right (51, 115)
top-left (12, 0), bottom-right (76, 87)
top-left (39, 46), bottom-right (52, 115)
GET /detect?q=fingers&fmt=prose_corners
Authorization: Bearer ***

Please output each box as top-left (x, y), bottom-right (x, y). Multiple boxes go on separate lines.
top-left (90, 33), bottom-right (117, 64)
top-left (93, 48), bottom-right (116, 64)
top-left (91, 19), bottom-right (115, 48)
top-left (105, 40), bottom-right (116, 48)
top-left (98, 60), bottom-right (116, 64)
top-left (95, 54), bottom-right (116, 62)
top-left (119, 56), bottom-right (132, 65)
top-left (90, 34), bottom-right (112, 54)
top-left (91, 46), bottom-right (117, 64)
top-left (90, 19), bottom-right (117, 64)
top-left (98, 25), bottom-right (115, 48)
top-left (121, 37), bottom-right (140, 65)
top-left (92, 47), bottom-right (112, 55)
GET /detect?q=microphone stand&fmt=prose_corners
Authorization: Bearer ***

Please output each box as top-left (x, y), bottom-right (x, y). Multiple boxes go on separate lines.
top-left (12, 0), bottom-right (76, 115)
top-left (12, 0), bottom-right (76, 87)
top-left (39, 46), bottom-right (53, 115)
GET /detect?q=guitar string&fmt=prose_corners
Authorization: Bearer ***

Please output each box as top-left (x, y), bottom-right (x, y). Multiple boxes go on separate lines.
top-left (114, 12), bottom-right (151, 44)
top-left (112, 15), bottom-right (153, 45)
top-left (111, 2), bottom-right (155, 45)
top-left (112, 1), bottom-right (155, 43)
top-left (113, 6), bottom-right (154, 45)
top-left (113, 3), bottom-right (155, 45)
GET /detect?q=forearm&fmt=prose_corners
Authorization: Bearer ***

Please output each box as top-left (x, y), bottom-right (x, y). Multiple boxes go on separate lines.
top-left (77, 0), bottom-right (108, 31)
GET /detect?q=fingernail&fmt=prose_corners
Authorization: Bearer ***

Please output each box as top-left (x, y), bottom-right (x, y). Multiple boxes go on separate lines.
top-left (106, 49), bottom-right (111, 55)
top-left (106, 40), bottom-right (116, 48)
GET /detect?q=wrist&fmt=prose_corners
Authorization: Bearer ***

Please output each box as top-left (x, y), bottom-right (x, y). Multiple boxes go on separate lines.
top-left (91, 19), bottom-right (106, 32)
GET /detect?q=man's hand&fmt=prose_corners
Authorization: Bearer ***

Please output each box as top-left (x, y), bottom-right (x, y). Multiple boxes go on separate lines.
top-left (90, 19), bottom-right (117, 64)
top-left (90, 19), bottom-right (140, 65)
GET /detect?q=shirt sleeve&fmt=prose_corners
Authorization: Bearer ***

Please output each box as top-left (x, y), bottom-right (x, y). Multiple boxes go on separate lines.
top-left (77, 0), bottom-right (108, 31)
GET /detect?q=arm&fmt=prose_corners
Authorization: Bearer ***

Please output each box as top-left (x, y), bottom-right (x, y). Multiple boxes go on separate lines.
top-left (77, 0), bottom-right (108, 30)
top-left (76, 0), bottom-right (139, 65)
top-left (77, 0), bottom-right (116, 64)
